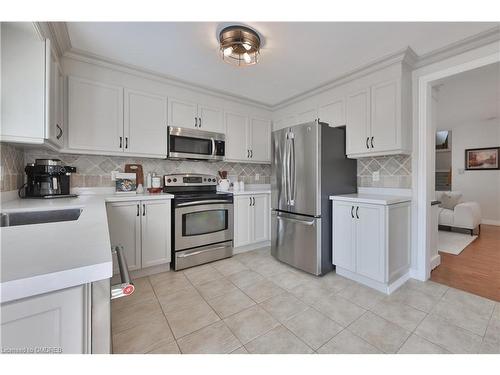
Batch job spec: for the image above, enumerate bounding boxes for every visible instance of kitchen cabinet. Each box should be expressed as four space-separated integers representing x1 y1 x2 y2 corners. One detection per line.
48 55 65 148
1 284 90 354
318 98 346 128
295 108 317 125
225 112 271 163
169 98 224 133
273 115 297 131
124 89 168 156
234 193 270 248
332 197 410 294
346 88 371 155
106 199 171 273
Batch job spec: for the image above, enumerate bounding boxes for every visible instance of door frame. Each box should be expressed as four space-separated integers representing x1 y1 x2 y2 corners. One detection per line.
411 42 500 281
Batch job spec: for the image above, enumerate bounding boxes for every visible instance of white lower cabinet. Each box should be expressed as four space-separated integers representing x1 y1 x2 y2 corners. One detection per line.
1 285 90 354
106 199 171 273
332 198 410 294
234 194 270 248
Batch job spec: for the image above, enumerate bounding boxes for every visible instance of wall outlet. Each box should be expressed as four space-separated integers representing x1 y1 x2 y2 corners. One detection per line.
372 171 380 182
111 171 119 181
255 173 260 181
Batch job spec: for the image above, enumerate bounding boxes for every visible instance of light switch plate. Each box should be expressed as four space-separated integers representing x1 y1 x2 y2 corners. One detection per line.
372 171 380 182
255 173 260 181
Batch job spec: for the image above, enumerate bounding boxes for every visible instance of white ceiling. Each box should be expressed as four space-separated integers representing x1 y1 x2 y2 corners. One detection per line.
436 62 500 129
66 22 498 106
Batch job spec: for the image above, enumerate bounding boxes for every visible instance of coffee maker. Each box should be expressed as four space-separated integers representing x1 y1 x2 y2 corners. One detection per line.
23 159 77 198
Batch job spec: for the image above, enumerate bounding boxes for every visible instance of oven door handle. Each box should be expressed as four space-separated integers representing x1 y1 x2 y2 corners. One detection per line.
177 245 231 258
176 199 231 207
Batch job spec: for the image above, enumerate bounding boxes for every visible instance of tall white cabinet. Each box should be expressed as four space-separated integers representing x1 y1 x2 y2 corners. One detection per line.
331 195 411 294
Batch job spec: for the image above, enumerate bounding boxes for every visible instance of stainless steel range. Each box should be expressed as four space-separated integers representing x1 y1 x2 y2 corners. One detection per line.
163 173 234 270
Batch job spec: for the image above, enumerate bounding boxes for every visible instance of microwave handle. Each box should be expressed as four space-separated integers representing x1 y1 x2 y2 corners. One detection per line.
211 138 216 156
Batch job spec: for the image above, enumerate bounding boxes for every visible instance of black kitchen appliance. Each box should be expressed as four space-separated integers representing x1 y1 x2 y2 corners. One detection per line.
22 159 77 199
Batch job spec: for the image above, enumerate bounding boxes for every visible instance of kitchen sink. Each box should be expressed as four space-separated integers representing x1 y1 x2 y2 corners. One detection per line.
0 208 83 227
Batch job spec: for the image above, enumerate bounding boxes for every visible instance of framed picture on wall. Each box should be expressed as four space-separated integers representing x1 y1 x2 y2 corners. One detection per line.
465 147 500 170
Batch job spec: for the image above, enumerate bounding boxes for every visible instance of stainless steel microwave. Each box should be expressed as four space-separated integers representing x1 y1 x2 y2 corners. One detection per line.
167 127 225 161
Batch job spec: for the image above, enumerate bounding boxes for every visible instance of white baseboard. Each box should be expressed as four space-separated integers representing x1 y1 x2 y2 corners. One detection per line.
482 219 500 226
233 241 270 254
111 263 171 283
430 254 441 270
336 267 410 295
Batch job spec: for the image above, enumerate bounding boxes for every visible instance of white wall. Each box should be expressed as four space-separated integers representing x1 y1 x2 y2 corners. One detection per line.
449 119 500 224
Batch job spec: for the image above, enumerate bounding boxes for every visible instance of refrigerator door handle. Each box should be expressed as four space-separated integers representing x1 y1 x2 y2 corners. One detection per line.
284 131 290 205
289 132 296 206
276 214 315 226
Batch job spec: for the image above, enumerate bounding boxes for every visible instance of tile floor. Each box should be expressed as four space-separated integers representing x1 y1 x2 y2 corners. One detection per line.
112 247 500 354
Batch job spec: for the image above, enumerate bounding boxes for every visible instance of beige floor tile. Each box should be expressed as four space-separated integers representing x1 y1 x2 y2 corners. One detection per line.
317 330 381 354
404 279 449 299
112 299 166 334
150 271 193 297
289 281 334 306
146 340 181 354
397 334 450 354
227 269 265 289
165 300 220 339
415 314 483 353
479 338 500 354
313 294 366 326
207 289 256 318
432 298 490 336
492 303 500 320
195 278 237 300
157 286 202 314
316 272 357 293
484 318 500 344
184 264 224 285
385 284 440 313
370 300 427 332
111 276 155 311
230 346 249 354
239 279 285 303
177 321 241 354
113 319 174 354
245 325 313 354
348 311 411 353
284 308 343 350
233 251 262 266
441 288 495 320
259 292 308 322
267 270 309 291
211 258 249 276
223 305 279 344
337 284 385 310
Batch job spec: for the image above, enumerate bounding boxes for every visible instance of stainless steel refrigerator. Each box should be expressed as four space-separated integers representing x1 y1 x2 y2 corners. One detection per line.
271 121 357 275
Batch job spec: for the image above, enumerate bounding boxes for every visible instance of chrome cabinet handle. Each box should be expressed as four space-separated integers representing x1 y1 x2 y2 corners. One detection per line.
351 206 354 218
119 136 122 149
366 137 369 149
356 206 359 219
371 136 374 148
195 117 198 127
56 124 63 140
136 204 139 216
143 204 146 216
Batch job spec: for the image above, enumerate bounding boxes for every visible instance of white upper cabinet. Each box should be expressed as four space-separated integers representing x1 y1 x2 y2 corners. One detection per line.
48 55 64 148
225 112 271 163
370 80 400 153
249 118 271 162
124 89 168 156
273 115 297 131
295 108 317 125
225 112 249 161
169 98 198 129
169 98 224 133
318 98 345 127
68 77 124 152
346 88 371 155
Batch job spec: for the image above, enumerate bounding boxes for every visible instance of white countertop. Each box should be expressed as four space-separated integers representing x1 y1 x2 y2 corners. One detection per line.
219 184 271 196
329 193 411 205
0 192 173 303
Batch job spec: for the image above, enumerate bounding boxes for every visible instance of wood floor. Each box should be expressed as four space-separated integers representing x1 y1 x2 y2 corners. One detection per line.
431 224 500 302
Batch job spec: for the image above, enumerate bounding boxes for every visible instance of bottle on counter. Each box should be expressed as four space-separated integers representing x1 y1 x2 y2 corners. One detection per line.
146 173 152 189
239 180 245 191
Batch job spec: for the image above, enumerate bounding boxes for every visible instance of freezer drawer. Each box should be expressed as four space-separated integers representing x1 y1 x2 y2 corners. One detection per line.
271 210 322 275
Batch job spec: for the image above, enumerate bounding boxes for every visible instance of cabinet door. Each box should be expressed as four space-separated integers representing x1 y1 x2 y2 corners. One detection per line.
249 118 271 162
168 98 198 129
55 65 65 147
48 55 64 147
234 196 253 247
68 77 123 152
346 88 370 155
332 201 356 271
198 105 224 133
141 200 172 268
124 89 168 156
273 115 296 131
318 99 345 127
355 204 385 282
253 194 270 242
1 285 89 354
225 112 249 161
370 80 399 152
295 108 317 125
106 201 141 273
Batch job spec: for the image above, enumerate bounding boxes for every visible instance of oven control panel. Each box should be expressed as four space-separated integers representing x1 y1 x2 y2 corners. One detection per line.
163 173 217 186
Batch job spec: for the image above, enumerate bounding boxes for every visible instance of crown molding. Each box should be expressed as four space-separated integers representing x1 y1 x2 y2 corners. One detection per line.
63 48 273 111
34 22 71 58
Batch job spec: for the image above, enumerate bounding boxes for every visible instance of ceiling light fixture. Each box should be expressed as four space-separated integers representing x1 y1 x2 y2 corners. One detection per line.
219 25 261 67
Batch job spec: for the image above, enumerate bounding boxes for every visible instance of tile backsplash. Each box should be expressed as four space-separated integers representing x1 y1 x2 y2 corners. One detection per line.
0 143 25 192
23 149 271 188
357 154 411 188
